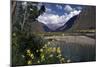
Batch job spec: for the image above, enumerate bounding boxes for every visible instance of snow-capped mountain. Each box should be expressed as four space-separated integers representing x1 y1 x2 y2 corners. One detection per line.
35 3 84 32
37 10 81 32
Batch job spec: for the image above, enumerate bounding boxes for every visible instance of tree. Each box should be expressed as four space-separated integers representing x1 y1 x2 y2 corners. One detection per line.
12 1 68 66
12 1 45 33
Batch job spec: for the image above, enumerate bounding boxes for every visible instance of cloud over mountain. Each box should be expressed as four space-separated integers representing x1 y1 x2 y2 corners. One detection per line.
56 4 62 9
64 5 73 13
37 4 82 31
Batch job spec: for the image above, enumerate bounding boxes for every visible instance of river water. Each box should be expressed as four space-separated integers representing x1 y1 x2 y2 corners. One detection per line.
44 35 96 62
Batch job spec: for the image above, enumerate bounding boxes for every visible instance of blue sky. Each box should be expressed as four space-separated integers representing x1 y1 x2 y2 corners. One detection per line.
37 3 83 30
41 3 83 15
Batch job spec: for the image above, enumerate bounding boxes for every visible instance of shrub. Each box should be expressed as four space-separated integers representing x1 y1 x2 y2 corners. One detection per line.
12 32 68 66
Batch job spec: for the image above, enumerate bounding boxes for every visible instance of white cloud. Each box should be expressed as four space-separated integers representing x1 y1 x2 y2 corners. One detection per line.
45 7 52 12
56 5 62 9
37 13 67 30
45 7 56 14
64 5 73 13
37 4 82 30
37 9 81 30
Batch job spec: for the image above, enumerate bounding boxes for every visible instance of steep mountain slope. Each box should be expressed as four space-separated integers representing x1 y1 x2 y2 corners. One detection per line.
40 15 78 32
66 6 96 32
30 21 45 33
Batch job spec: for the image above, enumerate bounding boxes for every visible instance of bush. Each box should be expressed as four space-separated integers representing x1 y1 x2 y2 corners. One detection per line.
12 32 68 66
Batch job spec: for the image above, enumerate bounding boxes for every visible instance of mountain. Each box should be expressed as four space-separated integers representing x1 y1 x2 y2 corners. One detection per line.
30 21 45 33
43 15 78 32
30 6 96 33
55 15 78 32
66 6 96 32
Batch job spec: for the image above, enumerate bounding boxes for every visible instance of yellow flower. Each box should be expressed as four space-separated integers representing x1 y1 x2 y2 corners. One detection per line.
36 50 39 52
61 58 64 61
52 47 56 52
44 44 47 48
49 54 53 57
57 54 62 58
60 58 65 63
48 42 51 45
47 47 52 52
40 49 43 52
67 59 71 63
26 49 31 54
30 54 34 59
57 47 61 53
13 33 16 36
27 60 32 64
41 54 45 60
37 60 40 63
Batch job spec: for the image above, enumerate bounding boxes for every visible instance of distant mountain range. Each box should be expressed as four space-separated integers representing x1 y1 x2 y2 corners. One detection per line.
43 15 78 32
30 6 95 33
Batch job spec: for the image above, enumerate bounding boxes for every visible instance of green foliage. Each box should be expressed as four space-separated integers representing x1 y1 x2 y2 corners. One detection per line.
12 1 69 66
12 1 45 33
12 32 69 66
